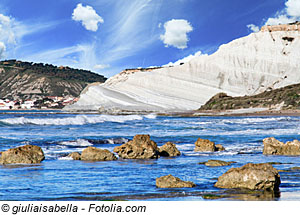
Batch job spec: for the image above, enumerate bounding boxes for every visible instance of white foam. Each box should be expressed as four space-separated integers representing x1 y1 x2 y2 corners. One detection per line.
58 156 73 160
59 139 93 146
0 114 143 125
144 114 157 119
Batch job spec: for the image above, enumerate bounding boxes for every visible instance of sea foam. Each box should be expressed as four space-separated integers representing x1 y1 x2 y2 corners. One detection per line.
0 114 144 125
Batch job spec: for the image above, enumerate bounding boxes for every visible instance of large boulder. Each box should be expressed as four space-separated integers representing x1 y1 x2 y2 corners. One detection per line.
215 163 281 191
263 137 300 155
159 142 181 157
113 134 159 159
81 147 117 161
194 138 225 152
0 145 45 164
156 174 196 188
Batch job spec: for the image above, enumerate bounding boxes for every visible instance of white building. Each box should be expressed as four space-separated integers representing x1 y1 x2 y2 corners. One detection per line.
21 100 35 109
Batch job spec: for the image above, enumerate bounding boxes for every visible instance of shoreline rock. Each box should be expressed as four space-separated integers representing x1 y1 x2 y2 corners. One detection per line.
194 138 225 152
199 160 236 167
156 174 196 188
215 163 281 191
81 147 117 161
68 152 81 160
113 135 159 159
0 145 45 164
263 137 300 155
159 142 181 157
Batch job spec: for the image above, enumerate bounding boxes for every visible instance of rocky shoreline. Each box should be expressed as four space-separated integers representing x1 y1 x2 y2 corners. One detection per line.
1 134 300 200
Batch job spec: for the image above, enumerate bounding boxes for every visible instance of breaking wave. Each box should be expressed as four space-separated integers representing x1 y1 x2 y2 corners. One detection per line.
0 114 144 125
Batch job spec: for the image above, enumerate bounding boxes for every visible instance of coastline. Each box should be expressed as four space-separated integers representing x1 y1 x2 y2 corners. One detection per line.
1 107 300 117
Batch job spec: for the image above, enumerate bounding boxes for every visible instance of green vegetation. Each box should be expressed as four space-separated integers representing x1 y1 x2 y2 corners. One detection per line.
200 84 300 110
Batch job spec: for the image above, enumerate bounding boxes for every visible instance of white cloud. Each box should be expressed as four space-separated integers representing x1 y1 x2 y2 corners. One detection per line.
265 14 296 25
0 42 6 59
247 0 300 31
286 0 300 17
94 64 110 70
72 3 104 32
163 51 205 67
264 0 300 26
247 24 260 33
160 19 193 49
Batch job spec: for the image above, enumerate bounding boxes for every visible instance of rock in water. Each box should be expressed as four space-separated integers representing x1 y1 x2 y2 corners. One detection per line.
0 145 45 164
159 142 181 157
156 174 196 188
215 163 281 191
68 152 81 160
113 135 159 159
81 147 117 161
204 160 235 167
194 138 225 152
263 137 300 155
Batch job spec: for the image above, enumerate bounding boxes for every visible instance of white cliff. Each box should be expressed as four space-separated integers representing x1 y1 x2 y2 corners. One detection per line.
67 23 300 112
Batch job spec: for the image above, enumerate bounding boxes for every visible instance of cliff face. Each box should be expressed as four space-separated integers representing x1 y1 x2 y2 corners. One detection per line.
0 60 107 100
68 23 300 112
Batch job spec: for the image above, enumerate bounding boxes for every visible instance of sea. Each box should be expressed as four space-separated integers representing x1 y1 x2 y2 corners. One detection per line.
1 110 300 201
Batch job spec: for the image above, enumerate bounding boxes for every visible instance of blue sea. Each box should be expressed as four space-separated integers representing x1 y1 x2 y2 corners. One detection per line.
1 110 300 201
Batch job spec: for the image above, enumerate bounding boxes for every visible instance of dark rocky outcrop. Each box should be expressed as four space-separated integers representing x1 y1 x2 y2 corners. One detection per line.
194 138 225 152
81 147 117 161
201 160 236 167
159 142 181 157
68 152 81 160
113 135 159 159
0 60 106 101
263 137 300 155
215 163 281 191
0 145 45 164
156 174 196 188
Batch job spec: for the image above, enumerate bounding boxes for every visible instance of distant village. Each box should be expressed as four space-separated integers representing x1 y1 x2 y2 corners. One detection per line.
0 96 79 110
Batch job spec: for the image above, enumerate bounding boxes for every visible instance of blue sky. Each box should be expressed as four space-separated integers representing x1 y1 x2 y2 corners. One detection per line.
0 0 299 77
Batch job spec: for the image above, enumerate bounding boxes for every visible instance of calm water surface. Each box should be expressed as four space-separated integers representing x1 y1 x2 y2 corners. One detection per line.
0 111 300 200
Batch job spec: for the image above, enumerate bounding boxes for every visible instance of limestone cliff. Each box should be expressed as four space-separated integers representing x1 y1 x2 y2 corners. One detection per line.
68 23 300 112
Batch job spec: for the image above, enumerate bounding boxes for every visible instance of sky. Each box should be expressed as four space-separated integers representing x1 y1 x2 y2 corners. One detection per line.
0 0 299 77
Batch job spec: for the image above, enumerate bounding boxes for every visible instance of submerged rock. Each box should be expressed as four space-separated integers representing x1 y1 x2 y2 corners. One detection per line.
203 160 236 167
263 137 300 155
215 163 280 191
156 174 196 188
159 142 181 157
194 138 225 152
68 152 81 160
81 147 117 161
0 145 45 164
113 135 159 159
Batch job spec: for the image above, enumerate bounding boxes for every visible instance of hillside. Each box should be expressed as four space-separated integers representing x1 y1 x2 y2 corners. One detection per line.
0 60 107 100
199 83 300 111
67 22 300 112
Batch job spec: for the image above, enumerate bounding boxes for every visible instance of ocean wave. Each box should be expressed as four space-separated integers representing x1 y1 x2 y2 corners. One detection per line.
59 139 93 147
0 114 144 126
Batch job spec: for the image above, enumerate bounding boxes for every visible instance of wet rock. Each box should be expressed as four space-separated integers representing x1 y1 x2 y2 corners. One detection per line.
215 163 280 191
156 174 196 188
194 138 225 152
203 160 236 167
0 145 45 164
159 142 181 157
215 144 225 151
263 137 300 155
81 147 117 161
113 134 159 159
68 152 81 160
